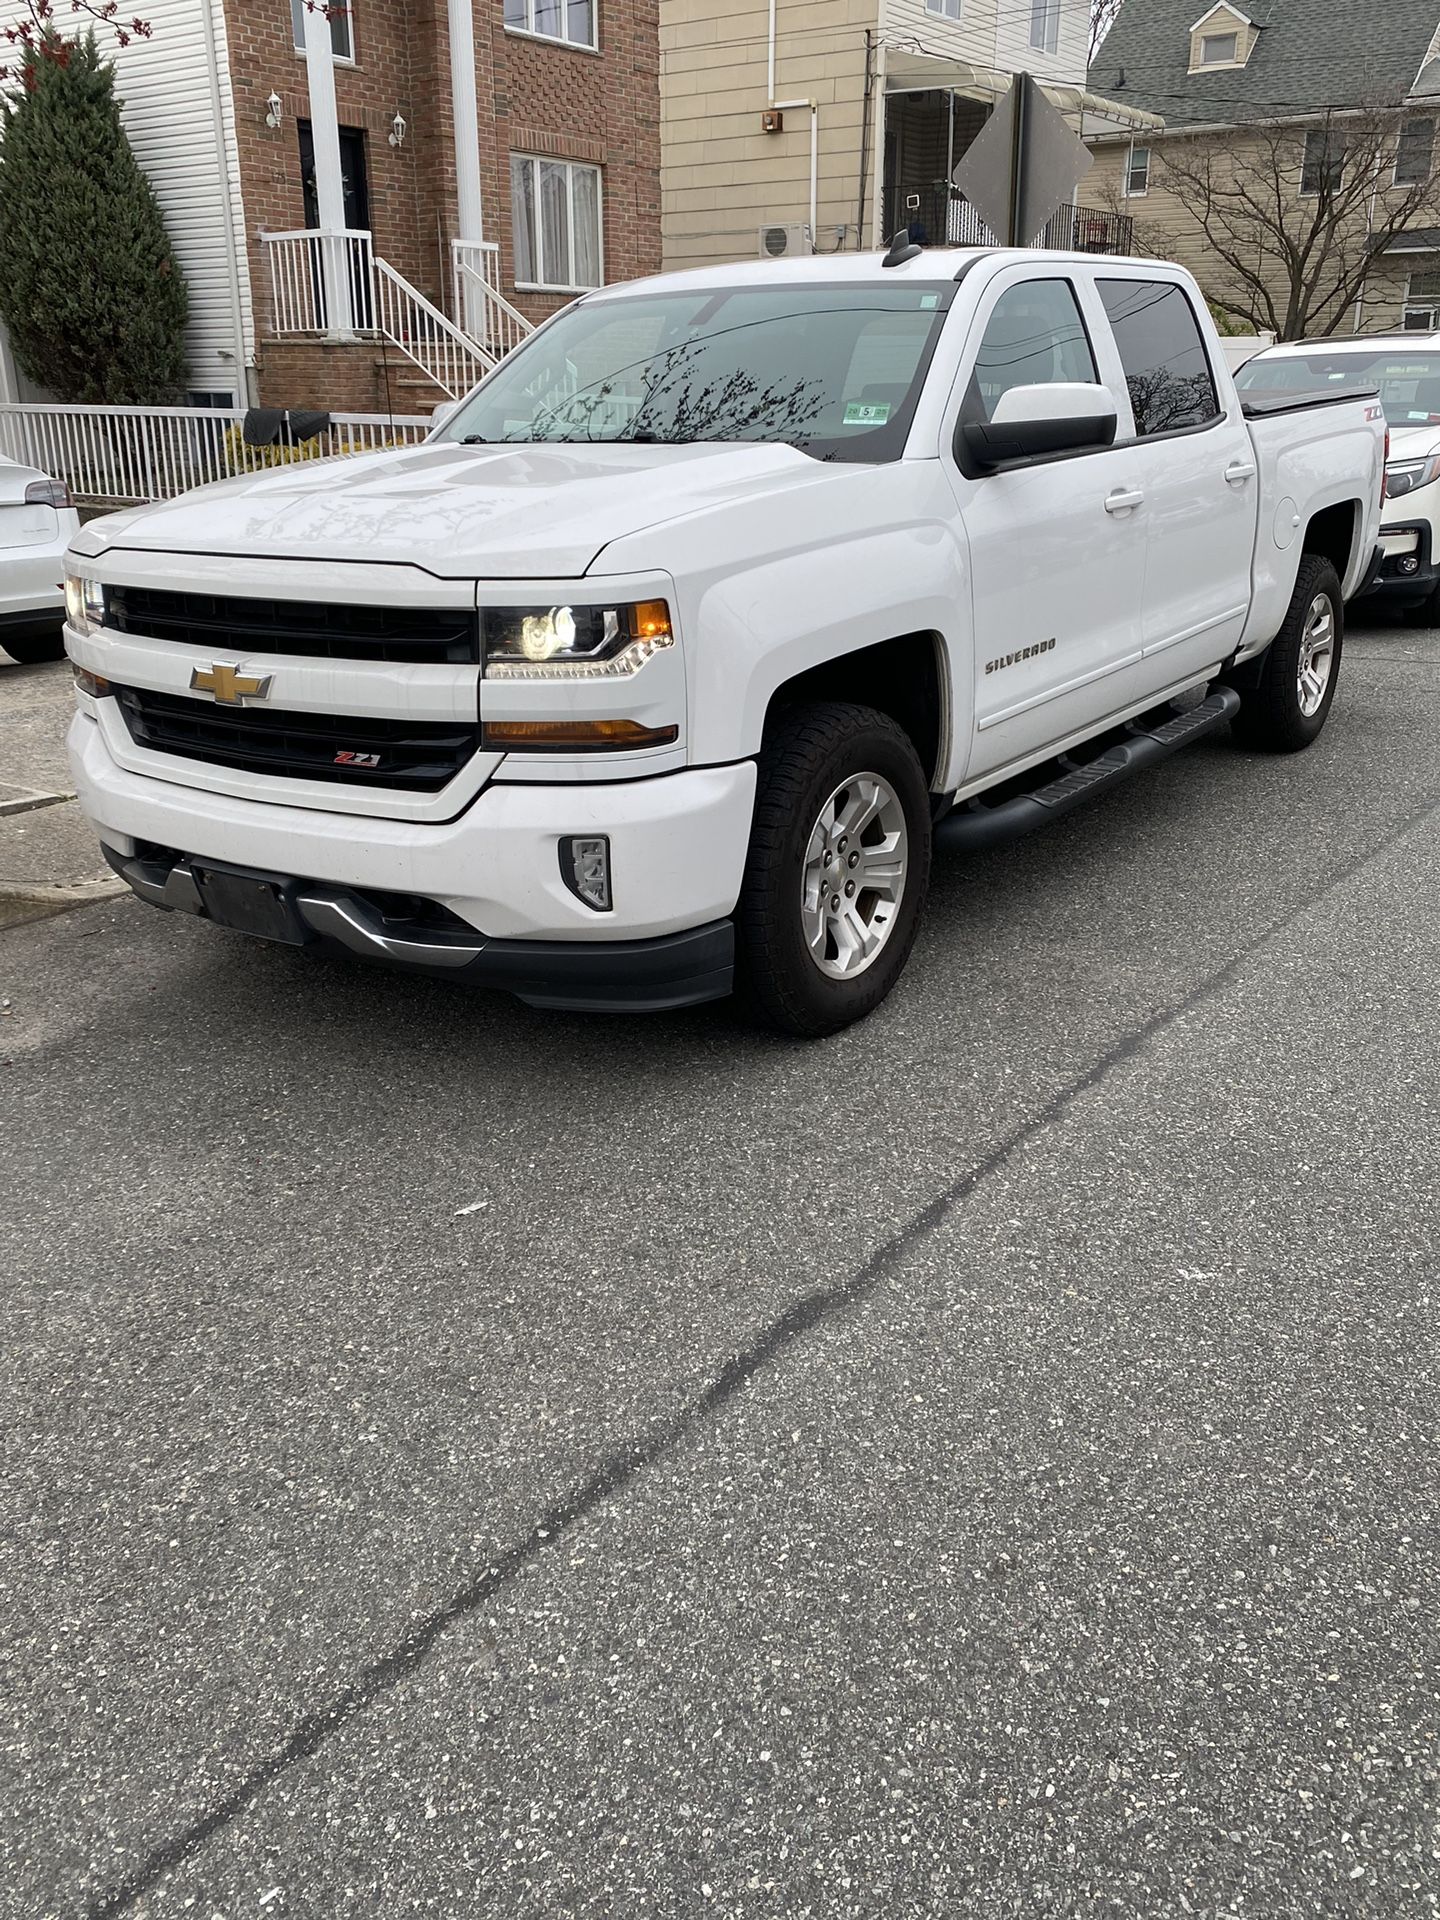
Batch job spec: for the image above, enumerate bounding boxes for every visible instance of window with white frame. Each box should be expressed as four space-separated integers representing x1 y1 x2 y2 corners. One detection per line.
1301 127 1346 196
925 0 962 20
1029 0 1059 54
1125 145 1151 196
1395 117 1436 188
291 0 354 60
503 0 597 50
1198 30 1237 63
1405 268 1440 329
511 155 602 291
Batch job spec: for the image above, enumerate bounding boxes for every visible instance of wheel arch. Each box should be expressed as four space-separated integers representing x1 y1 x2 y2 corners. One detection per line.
761 631 950 789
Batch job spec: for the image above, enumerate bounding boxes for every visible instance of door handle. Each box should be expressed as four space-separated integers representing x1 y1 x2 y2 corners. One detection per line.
1104 487 1145 513
1225 459 1258 485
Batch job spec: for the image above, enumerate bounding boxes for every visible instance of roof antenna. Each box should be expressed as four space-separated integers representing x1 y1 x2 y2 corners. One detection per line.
881 226 924 268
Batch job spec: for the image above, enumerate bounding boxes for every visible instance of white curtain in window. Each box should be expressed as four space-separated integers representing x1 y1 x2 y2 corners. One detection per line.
572 167 601 287
539 162 570 286
511 158 537 285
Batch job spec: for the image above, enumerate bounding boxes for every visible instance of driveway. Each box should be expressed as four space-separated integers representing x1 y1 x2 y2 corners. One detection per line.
2 620 1438 1918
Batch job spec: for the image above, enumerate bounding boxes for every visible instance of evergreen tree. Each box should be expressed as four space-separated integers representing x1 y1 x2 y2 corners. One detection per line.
0 34 188 401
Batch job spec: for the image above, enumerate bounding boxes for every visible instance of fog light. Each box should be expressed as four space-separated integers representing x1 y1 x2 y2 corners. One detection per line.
72 665 113 697
1399 555 1420 574
560 834 611 912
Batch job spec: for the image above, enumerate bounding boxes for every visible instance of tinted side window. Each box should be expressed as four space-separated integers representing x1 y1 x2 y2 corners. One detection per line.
971 279 1098 421
1098 279 1221 436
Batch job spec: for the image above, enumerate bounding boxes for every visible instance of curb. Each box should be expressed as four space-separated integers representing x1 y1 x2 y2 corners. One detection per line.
0 876 128 930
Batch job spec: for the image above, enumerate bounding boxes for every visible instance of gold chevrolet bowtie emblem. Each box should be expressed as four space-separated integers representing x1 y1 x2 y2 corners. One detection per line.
189 663 273 706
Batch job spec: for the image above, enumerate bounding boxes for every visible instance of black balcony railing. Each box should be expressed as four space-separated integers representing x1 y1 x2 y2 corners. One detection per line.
885 190 1134 257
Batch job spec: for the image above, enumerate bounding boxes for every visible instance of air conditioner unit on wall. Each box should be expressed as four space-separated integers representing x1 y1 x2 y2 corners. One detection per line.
758 223 813 260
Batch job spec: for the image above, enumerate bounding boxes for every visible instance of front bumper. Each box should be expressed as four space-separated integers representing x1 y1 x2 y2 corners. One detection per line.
69 709 757 945
100 842 734 1010
1356 521 1437 601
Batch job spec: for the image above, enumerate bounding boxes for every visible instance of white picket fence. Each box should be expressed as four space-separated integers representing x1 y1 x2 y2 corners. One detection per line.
0 402 433 508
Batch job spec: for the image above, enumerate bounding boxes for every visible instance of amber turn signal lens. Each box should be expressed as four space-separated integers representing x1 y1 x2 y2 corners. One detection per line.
72 666 113 697
633 600 672 641
485 718 679 751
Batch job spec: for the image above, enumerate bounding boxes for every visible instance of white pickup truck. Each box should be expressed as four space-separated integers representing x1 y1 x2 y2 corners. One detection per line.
65 245 1384 1034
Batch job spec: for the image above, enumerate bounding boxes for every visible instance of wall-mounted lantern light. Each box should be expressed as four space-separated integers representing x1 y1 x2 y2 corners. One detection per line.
265 90 283 129
388 111 407 149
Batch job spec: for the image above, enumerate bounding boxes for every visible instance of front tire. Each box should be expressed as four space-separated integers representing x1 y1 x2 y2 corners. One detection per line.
1231 554 1343 753
2 622 66 666
737 701 931 1037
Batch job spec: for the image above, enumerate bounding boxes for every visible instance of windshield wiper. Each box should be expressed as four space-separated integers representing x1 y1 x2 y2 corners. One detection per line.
460 434 488 444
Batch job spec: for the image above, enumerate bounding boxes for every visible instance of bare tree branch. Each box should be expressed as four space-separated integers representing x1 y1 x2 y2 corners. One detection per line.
1113 105 1440 338
1089 0 1126 68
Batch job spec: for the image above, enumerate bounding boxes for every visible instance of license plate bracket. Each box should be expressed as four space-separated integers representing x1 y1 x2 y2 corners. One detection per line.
192 865 310 946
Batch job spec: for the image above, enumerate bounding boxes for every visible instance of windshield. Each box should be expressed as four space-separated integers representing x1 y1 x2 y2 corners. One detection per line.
437 283 955 461
1235 347 1440 427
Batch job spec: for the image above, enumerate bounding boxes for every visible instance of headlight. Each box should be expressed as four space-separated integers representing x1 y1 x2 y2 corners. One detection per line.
64 574 105 635
1383 454 1440 497
482 600 673 679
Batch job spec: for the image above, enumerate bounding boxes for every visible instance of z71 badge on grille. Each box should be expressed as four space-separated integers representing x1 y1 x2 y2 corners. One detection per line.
334 750 382 768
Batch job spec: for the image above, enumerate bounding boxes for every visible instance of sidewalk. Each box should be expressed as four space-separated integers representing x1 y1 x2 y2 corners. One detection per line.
0 652 121 927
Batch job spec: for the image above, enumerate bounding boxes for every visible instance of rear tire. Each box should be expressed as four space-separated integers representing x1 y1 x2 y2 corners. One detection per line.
1231 554 1342 753
2 623 66 666
737 701 931 1037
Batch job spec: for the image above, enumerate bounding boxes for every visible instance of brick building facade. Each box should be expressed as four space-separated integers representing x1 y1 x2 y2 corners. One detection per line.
223 0 659 410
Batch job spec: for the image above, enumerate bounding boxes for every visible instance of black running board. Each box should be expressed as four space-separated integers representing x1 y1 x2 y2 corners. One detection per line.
935 686 1241 856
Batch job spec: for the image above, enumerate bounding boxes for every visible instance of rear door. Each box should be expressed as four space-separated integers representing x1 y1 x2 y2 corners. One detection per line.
1093 274 1257 683
941 265 1148 781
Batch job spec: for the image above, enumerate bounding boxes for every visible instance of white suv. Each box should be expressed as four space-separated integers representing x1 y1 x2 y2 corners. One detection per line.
1236 334 1440 622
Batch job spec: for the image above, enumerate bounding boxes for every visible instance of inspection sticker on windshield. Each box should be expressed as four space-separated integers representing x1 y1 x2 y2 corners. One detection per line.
842 401 891 427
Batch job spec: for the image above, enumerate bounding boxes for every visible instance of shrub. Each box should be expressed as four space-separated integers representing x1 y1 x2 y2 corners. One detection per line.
0 33 189 402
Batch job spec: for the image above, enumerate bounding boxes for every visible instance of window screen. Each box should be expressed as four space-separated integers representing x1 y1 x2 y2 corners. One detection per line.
970 279 1097 421
1395 118 1435 188
1302 128 1346 195
1099 279 1220 436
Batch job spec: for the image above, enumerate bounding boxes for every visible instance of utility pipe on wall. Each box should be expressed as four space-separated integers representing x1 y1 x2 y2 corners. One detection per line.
774 97 819 243
768 0 817 246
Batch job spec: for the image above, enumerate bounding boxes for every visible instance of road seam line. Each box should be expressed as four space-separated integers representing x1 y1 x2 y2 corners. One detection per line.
85 790 1440 1918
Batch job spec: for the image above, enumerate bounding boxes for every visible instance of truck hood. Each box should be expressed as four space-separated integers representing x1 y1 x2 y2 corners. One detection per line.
79 441 852 579
1386 422 1440 460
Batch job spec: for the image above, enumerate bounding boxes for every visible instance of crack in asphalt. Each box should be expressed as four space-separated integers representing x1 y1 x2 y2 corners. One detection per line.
85 794 1440 1918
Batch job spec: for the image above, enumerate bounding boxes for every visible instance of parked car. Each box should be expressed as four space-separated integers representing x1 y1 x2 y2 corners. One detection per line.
63 247 1384 1033
0 455 79 664
1235 333 1440 622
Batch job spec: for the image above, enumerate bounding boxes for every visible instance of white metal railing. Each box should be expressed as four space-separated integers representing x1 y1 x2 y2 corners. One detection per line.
261 228 507 398
450 239 536 360
371 254 494 396
455 257 535 364
264 228 375 338
0 403 432 507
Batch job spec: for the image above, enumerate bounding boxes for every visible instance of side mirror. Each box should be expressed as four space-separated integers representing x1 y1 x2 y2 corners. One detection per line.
959 382 1118 474
429 399 462 436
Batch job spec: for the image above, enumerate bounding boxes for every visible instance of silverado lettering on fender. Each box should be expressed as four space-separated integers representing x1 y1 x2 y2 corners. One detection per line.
64 247 1385 1035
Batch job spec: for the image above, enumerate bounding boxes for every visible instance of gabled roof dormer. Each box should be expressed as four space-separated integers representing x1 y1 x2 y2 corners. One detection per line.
1188 3 1258 74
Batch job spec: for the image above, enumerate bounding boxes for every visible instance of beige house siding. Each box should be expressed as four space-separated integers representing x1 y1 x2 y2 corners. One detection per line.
1083 137 1417 336
661 0 875 270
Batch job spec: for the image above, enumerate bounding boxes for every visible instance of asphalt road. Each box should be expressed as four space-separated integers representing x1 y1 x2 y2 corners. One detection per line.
2 619 1438 1919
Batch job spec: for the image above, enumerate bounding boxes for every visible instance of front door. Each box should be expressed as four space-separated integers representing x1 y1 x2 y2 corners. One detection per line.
299 122 370 232
299 123 372 329
943 267 1149 784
